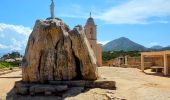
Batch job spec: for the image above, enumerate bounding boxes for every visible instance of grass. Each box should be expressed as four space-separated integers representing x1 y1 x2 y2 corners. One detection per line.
0 61 20 69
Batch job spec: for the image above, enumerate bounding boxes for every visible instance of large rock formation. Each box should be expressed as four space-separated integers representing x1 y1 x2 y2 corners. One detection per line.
22 19 98 83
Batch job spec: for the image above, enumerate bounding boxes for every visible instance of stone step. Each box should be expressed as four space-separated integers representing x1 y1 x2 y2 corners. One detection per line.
14 79 115 96
49 79 116 89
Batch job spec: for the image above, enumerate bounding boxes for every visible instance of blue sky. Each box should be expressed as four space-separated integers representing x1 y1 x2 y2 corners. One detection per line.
0 0 170 55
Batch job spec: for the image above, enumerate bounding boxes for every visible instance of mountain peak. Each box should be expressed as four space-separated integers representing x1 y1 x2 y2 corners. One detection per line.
118 37 129 40
103 37 146 51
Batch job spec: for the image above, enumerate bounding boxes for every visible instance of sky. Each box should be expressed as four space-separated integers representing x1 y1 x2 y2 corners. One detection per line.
0 0 170 55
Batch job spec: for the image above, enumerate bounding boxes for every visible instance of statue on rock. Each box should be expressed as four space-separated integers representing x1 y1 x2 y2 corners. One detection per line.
22 17 98 83
7 1 115 98
21 0 98 83
7 0 115 100
50 0 55 19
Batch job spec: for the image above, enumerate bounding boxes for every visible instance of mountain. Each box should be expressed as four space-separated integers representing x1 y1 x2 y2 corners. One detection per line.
103 37 146 51
161 46 170 51
150 45 163 50
149 45 170 51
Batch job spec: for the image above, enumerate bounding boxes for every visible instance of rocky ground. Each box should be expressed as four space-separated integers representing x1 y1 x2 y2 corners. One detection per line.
1 67 170 100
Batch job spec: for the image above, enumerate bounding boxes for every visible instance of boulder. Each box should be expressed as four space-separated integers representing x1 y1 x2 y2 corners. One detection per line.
22 19 98 83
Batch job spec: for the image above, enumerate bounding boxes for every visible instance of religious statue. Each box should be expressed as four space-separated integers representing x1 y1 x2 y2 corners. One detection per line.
50 0 55 18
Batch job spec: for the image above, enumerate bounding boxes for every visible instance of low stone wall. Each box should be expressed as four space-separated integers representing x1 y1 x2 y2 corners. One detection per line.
103 59 118 67
13 80 116 96
104 56 165 69
127 57 140 65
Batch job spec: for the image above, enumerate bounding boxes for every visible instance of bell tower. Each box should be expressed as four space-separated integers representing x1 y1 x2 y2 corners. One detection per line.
84 13 97 49
84 13 102 67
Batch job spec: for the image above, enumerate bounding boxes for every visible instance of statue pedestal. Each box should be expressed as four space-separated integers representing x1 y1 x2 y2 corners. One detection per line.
11 80 116 97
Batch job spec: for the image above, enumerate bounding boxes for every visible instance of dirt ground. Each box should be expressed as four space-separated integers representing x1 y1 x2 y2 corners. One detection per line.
99 67 170 100
1 67 170 100
0 70 21 99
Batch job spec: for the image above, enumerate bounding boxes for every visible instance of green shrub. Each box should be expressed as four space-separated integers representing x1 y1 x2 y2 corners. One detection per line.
0 61 20 69
102 50 140 62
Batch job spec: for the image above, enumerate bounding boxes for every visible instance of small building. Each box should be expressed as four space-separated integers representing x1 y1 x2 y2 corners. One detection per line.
84 13 102 67
15 57 23 61
141 50 170 75
5 59 15 62
103 55 163 68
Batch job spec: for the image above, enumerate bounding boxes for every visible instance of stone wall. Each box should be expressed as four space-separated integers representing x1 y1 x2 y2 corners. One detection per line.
96 44 102 67
127 57 141 66
168 55 170 74
127 57 163 68
103 58 124 67
103 59 116 67
103 56 165 69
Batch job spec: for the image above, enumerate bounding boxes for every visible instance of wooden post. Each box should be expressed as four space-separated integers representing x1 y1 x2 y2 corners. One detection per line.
141 54 144 72
163 53 168 76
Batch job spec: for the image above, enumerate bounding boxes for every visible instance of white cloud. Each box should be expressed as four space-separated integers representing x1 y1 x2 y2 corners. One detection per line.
97 0 170 24
0 27 3 32
59 0 170 24
0 23 31 37
98 41 109 45
0 44 8 49
0 23 32 52
9 38 23 51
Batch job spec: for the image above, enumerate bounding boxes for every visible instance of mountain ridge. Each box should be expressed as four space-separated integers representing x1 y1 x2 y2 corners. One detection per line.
103 37 170 52
103 37 146 51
